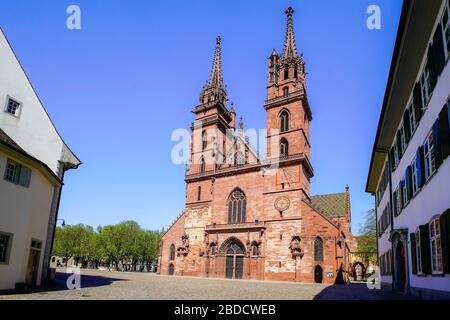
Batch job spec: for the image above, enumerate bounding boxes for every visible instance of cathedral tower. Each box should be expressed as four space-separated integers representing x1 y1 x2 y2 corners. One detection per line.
264 7 313 196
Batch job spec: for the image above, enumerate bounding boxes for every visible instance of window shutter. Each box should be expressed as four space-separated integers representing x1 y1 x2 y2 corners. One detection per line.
410 233 417 275
396 131 403 159
419 224 432 274
432 23 446 78
440 209 450 274
403 109 411 143
406 166 412 201
413 83 423 121
390 148 396 171
438 105 450 160
18 166 32 188
393 189 398 217
432 120 443 169
399 183 403 210
416 147 425 188
427 45 437 91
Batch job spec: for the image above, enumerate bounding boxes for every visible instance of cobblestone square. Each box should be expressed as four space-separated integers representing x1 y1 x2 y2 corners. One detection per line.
0 269 416 300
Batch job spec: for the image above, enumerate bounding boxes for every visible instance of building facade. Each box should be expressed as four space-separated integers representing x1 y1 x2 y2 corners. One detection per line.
0 28 80 290
159 8 356 284
366 0 450 299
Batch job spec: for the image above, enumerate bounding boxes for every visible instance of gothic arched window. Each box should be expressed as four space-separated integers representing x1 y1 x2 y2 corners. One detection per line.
202 131 208 150
280 138 289 157
294 64 298 79
314 237 323 262
280 110 289 132
284 65 289 80
170 244 175 261
227 189 246 224
200 157 206 173
251 243 259 256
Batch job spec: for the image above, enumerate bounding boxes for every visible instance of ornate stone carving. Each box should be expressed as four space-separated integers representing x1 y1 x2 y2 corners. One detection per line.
289 235 303 258
177 233 190 257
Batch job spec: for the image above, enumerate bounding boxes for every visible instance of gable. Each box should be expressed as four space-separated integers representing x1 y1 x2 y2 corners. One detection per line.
0 28 80 175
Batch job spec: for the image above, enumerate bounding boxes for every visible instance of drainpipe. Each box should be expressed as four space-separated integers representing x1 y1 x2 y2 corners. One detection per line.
41 162 71 284
386 150 395 290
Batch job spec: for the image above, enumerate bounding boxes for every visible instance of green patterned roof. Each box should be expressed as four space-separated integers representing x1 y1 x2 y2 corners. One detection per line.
310 192 348 218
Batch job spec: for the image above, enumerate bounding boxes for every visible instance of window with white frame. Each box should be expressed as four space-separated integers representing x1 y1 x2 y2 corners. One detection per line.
0 233 13 264
400 125 407 153
416 229 422 274
430 218 443 274
441 0 450 58
402 178 408 206
420 66 431 109
3 160 32 187
392 142 399 168
408 102 417 136
396 187 402 214
411 157 419 195
4 161 19 183
423 130 436 181
4 97 21 117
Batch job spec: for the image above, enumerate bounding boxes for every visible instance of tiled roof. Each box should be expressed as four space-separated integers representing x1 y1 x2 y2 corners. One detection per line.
310 192 347 218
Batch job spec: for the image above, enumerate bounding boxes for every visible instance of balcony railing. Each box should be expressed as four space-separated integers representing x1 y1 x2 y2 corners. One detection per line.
205 221 265 231
185 153 310 179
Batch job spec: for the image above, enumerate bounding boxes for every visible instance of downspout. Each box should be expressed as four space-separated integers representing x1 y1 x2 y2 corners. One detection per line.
387 150 395 290
41 162 72 284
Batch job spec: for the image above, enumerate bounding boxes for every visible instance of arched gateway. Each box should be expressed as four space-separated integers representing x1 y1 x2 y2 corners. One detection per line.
220 237 246 279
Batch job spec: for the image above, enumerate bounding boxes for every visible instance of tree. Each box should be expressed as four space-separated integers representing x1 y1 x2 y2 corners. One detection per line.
356 209 377 264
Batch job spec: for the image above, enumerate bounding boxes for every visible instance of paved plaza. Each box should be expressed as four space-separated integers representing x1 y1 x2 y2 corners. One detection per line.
0 269 416 300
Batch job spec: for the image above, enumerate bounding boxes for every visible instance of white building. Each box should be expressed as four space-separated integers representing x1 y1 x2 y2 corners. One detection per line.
366 0 450 299
0 28 81 291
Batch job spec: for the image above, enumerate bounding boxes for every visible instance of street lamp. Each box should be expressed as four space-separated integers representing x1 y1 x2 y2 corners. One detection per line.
57 219 66 227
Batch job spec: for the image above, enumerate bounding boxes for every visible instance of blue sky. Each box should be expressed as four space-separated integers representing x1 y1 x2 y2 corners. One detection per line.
0 0 402 233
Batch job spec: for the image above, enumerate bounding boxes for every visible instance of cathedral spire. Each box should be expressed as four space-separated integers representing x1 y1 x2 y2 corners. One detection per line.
209 36 223 89
283 7 298 59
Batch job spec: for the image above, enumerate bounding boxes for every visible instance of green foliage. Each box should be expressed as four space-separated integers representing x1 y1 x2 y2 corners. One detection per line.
52 221 161 270
356 209 377 264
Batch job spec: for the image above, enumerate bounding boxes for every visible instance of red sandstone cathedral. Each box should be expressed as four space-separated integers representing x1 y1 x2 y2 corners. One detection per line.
159 7 356 283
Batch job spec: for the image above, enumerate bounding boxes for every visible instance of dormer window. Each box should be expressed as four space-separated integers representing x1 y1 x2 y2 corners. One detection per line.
4 97 22 117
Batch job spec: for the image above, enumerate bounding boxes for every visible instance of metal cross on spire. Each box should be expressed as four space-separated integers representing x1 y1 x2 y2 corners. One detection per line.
209 36 223 89
283 7 298 59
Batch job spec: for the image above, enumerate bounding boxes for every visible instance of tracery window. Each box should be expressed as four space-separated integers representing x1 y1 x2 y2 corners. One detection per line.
314 237 323 262
227 189 246 224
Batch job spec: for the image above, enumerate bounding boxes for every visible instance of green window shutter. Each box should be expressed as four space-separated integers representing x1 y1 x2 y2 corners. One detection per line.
403 109 411 143
438 104 450 160
427 44 437 91
417 146 425 188
406 166 412 201
432 23 446 78
390 148 396 171
18 166 32 188
396 131 403 159
432 120 443 169
413 83 423 121
440 209 450 274
419 224 432 274
410 233 417 275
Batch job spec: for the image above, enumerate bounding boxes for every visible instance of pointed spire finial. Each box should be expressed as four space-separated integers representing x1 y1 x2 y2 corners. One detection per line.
238 117 244 130
283 7 298 59
209 36 223 89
